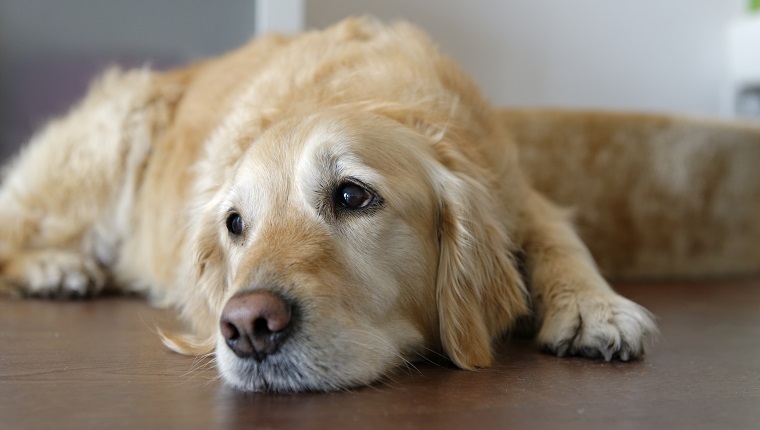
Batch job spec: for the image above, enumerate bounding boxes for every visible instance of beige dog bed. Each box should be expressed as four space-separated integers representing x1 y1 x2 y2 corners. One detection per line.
503 110 760 280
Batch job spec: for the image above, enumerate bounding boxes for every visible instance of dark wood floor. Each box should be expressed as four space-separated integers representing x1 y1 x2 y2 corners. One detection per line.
1 280 758 430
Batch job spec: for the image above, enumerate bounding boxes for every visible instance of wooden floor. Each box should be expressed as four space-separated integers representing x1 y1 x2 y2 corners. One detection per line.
1 280 758 430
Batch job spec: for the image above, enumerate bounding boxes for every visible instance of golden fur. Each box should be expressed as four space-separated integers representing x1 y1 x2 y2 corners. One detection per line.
504 109 760 279
0 18 656 392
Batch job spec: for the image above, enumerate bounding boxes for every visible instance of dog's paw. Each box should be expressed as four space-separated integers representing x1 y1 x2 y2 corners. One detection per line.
537 293 657 361
2 250 107 299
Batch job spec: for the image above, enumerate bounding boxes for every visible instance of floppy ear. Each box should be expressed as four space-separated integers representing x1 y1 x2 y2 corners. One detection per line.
159 194 229 356
159 216 225 356
435 167 530 369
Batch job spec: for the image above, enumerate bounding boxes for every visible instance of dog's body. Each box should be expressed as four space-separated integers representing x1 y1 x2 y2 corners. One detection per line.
0 18 655 392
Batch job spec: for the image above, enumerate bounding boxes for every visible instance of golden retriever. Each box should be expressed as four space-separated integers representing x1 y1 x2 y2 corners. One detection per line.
0 17 655 392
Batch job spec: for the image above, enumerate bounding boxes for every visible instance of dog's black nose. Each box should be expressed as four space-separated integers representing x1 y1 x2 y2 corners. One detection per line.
220 290 292 361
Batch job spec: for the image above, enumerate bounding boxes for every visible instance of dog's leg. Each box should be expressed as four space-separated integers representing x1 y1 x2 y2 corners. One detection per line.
518 192 656 361
0 68 163 298
0 250 109 298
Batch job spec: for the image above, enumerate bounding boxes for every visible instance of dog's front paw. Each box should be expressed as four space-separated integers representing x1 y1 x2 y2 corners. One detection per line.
1 250 107 299
537 293 657 361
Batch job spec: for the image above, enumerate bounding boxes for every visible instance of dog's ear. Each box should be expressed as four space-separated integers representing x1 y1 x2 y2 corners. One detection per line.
159 197 228 356
434 164 530 369
158 207 225 356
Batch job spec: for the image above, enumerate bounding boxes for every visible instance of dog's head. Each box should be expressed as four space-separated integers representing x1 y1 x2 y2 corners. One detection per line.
163 108 529 392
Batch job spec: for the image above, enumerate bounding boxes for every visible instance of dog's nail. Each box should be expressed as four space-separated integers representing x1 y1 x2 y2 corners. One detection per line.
555 343 569 357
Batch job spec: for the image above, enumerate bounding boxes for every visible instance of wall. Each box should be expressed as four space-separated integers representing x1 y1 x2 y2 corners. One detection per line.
0 0 258 159
307 0 744 117
0 0 256 61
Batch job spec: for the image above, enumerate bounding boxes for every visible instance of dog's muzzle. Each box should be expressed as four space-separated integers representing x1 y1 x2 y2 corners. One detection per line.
219 290 293 361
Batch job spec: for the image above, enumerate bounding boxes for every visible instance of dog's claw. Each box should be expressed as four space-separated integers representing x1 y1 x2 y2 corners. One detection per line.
6 251 106 300
538 294 657 363
555 343 569 357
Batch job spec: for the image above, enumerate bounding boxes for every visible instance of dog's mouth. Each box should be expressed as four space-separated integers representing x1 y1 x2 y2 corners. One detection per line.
215 326 399 393
215 336 345 392
214 300 423 392
214 290 330 392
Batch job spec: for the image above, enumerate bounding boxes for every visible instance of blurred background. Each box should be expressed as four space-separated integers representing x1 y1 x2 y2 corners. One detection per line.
1 0 758 160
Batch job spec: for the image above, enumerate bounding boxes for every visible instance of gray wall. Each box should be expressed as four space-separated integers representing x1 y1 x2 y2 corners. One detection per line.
0 0 257 160
0 0 256 60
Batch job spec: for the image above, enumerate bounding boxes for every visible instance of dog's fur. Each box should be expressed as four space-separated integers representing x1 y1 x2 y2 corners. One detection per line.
505 109 760 279
0 18 655 392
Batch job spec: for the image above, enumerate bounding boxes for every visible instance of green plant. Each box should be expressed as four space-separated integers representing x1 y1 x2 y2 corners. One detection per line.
751 0 760 12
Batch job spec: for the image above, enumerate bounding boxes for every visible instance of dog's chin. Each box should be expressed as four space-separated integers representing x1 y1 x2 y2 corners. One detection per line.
215 326 421 393
215 342 344 393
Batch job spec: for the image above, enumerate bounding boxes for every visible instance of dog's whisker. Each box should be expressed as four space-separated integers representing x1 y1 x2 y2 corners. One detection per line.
410 346 451 369
344 329 423 380
184 358 217 377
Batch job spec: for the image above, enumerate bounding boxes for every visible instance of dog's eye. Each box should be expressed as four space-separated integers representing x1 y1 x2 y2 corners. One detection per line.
226 213 244 235
335 182 374 210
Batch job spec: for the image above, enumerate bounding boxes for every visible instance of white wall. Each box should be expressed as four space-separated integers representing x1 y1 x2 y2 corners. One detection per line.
307 0 744 117
255 0 304 35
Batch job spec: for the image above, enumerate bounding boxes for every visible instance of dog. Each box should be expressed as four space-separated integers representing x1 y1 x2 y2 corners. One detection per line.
0 17 655 392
